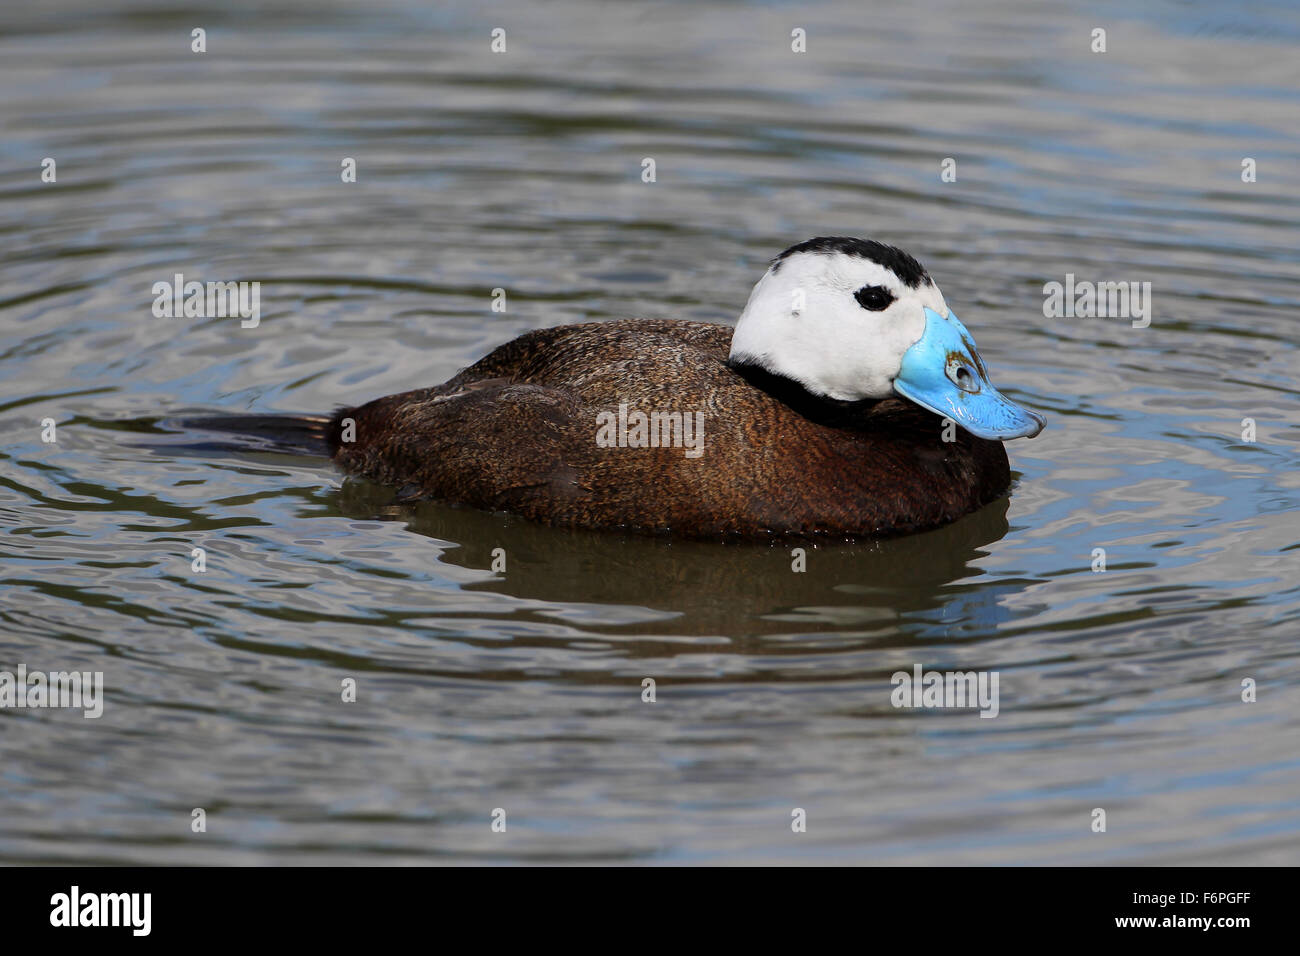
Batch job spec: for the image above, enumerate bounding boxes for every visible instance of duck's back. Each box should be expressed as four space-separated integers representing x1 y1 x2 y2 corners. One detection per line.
328 320 1010 537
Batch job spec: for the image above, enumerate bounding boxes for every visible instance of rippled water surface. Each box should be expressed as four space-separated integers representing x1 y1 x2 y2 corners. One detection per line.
2 0 1298 864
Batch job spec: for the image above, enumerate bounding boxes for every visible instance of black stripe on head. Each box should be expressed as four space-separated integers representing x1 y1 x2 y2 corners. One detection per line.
770 236 932 288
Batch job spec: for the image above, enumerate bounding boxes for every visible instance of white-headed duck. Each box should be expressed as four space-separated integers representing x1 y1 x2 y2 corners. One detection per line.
191 237 1045 537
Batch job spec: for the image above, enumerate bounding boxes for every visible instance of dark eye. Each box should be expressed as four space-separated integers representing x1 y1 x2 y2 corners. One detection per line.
854 285 894 311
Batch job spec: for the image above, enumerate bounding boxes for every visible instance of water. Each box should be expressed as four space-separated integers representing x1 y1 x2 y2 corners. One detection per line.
1 0 1298 864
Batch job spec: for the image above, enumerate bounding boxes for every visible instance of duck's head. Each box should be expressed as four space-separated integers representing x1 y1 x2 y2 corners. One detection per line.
729 236 1045 440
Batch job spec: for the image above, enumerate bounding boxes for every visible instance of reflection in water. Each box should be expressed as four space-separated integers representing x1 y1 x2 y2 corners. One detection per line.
340 477 1015 640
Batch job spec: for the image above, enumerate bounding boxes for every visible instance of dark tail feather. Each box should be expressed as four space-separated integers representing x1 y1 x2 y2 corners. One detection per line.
166 414 333 457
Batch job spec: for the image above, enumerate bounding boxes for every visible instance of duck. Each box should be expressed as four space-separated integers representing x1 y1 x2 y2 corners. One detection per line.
187 237 1045 537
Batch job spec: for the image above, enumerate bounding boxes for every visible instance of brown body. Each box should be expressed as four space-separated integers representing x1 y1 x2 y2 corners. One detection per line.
323 320 1012 538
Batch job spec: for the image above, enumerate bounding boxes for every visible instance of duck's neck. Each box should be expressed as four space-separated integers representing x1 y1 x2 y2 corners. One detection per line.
726 359 884 429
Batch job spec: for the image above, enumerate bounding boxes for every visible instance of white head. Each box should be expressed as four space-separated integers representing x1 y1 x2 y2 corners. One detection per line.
728 237 1045 439
729 237 947 402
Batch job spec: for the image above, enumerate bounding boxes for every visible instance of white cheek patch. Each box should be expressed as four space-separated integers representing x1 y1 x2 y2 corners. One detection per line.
729 250 938 402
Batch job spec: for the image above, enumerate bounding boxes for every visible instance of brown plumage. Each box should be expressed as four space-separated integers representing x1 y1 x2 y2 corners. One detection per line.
324 319 1012 538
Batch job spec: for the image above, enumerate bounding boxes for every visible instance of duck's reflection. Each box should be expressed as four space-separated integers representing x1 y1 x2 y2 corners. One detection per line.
336 479 1017 642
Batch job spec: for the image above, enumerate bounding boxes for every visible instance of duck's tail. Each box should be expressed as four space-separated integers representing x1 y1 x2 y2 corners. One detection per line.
165 413 333 457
